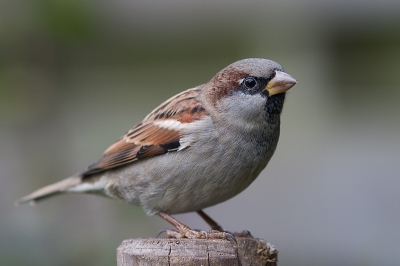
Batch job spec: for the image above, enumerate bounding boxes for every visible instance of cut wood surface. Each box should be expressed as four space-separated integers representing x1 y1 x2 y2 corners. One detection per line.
117 237 278 266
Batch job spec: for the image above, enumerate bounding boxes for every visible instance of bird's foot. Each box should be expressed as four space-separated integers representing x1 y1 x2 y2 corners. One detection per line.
196 210 254 238
157 211 237 241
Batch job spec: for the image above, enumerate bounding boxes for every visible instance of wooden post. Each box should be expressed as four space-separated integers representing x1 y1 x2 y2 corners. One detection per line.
117 237 278 266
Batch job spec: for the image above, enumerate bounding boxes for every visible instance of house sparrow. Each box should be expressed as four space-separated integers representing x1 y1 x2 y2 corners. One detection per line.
16 58 297 239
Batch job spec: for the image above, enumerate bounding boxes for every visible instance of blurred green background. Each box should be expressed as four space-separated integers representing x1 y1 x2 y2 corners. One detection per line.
1 1 400 265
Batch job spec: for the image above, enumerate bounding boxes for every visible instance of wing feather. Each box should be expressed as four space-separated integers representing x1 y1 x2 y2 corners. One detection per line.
81 86 208 178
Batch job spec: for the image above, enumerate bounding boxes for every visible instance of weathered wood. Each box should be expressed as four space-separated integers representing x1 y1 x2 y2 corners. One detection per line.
117 237 278 266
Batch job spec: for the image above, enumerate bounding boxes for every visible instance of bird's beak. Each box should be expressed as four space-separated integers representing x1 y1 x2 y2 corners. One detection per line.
264 71 297 96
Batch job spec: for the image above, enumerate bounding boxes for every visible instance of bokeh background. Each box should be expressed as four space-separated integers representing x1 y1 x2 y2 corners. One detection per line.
1 1 400 265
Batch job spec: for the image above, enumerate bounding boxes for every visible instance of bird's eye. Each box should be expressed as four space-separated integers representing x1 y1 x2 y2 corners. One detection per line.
244 77 257 89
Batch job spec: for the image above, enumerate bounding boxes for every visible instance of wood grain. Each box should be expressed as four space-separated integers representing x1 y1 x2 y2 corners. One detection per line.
117 237 278 266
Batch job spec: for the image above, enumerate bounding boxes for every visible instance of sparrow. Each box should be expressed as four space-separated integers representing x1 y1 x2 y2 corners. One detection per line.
16 58 297 239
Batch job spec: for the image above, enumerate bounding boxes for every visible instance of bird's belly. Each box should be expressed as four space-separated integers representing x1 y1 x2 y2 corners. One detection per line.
109 135 275 215
138 155 266 215
155 155 264 214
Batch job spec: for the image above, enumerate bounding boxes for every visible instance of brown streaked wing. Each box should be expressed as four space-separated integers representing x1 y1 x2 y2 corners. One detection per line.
143 87 203 121
81 86 208 178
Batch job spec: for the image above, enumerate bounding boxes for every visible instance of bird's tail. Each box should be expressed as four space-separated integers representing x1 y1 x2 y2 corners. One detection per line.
15 176 82 206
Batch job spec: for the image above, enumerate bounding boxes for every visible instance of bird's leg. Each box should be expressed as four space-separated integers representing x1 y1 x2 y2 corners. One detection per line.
197 210 254 238
196 210 224 231
157 211 227 239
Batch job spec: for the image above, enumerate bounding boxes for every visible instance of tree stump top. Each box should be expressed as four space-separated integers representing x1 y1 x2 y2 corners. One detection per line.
117 237 278 266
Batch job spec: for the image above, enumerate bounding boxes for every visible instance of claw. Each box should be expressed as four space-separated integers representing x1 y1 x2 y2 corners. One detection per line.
156 228 169 238
203 230 208 239
166 230 184 238
224 232 237 244
157 228 188 238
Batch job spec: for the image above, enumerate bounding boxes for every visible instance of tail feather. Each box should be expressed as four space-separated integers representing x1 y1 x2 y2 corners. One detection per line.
15 176 81 206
